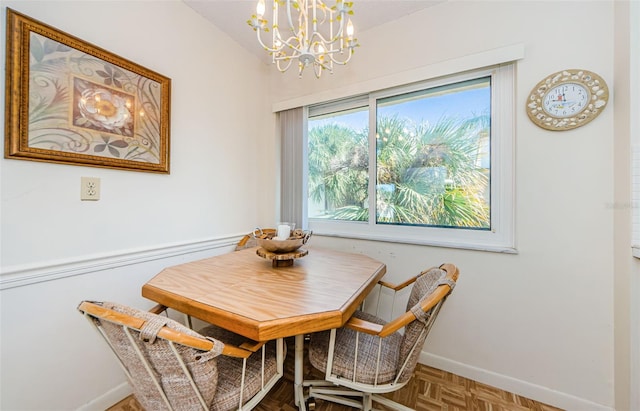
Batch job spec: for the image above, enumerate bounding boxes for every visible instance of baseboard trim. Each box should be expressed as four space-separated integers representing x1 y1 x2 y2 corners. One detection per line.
0 234 242 290
76 382 131 411
419 352 613 411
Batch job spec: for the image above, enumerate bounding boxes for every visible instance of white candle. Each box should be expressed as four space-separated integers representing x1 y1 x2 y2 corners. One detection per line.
276 224 290 240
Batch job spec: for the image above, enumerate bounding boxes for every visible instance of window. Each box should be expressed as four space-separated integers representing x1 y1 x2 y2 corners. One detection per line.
303 65 515 252
634 145 640 256
375 77 491 229
632 1 640 258
308 101 369 221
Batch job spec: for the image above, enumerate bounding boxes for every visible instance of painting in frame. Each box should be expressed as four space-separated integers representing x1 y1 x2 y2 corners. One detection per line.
4 8 171 173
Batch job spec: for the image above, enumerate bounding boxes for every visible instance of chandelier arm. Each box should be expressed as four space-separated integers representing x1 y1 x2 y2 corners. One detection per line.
304 2 310 50
312 0 318 34
317 58 333 71
301 3 311 51
327 49 354 65
316 2 329 24
336 10 346 42
329 6 335 46
277 34 306 55
272 0 278 55
312 16 347 45
273 37 306 61
274 53 298 62
285 0 298 37
255 29 284 53
276 58 295 73
308 32 343 51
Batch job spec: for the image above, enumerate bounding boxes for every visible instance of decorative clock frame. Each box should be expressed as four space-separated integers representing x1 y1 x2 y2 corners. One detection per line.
526 69 608 131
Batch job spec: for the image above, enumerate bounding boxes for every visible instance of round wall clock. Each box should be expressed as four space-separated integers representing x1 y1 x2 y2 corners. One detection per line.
526 69 609 131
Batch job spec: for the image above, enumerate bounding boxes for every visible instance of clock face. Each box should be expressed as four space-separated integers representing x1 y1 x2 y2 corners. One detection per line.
542 83 589 118
526 69 609 131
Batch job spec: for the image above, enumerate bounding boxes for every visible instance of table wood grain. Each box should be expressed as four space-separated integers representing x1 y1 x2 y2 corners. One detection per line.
142 246 387 341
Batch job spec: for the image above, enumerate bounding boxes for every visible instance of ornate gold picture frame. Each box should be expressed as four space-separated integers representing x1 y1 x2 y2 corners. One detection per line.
4 8 171 173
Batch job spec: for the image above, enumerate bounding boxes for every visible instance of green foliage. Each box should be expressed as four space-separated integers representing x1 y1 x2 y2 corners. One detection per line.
308 113 490 228
308 123 368 220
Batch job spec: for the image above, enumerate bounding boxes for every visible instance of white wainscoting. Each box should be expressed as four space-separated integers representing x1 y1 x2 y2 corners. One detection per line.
0 234 244 410
0 234 243 290
77 382 132 411
0 235 615 411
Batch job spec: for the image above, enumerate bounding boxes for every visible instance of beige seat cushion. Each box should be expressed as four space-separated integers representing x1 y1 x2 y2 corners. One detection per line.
200 325 280 411
309 310 402 384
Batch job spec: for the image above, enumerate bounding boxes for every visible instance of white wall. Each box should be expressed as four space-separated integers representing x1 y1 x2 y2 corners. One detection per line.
1 0 277 270
0 1 632 410
623 1 640 409
269 1 619 410
613 2 634 410
0 1 276 409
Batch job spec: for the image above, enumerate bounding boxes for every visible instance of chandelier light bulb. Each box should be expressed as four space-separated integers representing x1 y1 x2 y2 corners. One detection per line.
346 19 354 38
248 0 359 78
256 0 265 18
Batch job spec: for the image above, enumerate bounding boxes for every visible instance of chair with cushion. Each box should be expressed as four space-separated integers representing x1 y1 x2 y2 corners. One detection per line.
305 263 459 411
78 301 284 411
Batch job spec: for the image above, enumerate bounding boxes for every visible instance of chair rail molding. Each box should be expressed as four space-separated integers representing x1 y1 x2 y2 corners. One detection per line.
0 234 242 290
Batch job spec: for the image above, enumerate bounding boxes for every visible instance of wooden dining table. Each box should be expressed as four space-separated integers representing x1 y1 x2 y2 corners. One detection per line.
142 245 387 410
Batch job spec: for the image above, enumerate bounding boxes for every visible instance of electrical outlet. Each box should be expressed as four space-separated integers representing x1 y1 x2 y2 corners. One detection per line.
81 177 101 201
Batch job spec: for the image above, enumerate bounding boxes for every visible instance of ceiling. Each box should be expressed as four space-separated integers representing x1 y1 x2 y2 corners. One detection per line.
182 0 443 64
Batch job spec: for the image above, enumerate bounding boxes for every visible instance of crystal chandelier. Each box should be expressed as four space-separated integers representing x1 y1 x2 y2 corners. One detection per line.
248 0 358 78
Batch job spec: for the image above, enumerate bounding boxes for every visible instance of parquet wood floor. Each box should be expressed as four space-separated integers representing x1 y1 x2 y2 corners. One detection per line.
107 338 564 411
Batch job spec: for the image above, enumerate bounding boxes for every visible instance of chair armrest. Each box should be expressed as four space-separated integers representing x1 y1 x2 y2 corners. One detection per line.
378 275 419 292
343 316 384 335
378 264 459 338
379 264 457 291
148 304 168 315
79 301 257 360
236 234 252 248
239 340 267 352
221 343 258 359
79 301 215 350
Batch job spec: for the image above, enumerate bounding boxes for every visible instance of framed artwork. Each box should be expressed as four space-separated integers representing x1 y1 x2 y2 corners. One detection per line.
4 8 171 173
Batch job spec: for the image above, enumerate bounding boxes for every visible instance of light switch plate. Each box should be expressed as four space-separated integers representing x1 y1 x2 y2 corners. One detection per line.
81 177 100 201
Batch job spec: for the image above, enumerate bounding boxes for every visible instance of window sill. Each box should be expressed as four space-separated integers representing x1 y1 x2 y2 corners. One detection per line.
312 230 518 254
633 246 640 259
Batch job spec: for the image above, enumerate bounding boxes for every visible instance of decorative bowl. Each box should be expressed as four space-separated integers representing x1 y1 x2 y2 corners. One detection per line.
254 230 312 254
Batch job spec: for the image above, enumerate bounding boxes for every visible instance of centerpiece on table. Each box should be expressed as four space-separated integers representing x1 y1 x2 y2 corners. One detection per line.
254 224 312 267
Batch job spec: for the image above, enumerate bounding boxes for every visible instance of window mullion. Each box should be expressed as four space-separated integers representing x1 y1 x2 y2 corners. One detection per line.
368 95 377 226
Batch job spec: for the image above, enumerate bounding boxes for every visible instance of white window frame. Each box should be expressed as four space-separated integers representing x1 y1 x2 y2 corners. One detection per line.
632 0 640 258
306 64 516 253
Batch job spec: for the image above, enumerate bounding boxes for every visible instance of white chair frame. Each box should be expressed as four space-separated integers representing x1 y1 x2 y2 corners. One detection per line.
304 264 458 411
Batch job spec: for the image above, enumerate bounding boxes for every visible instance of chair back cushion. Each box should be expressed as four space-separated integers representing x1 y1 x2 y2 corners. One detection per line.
95 302 220 411
397 268 447 383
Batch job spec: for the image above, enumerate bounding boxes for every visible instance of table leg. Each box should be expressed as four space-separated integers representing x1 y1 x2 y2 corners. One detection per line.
294 334 307 411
